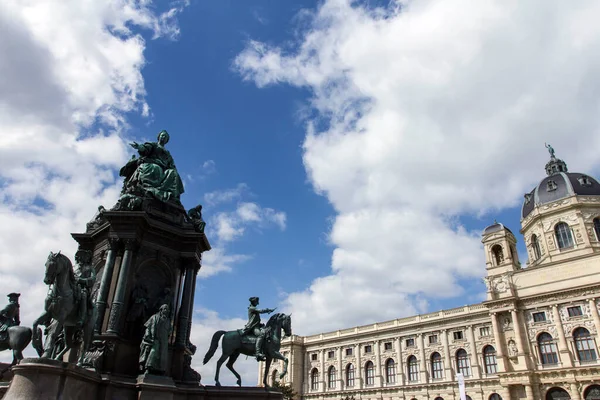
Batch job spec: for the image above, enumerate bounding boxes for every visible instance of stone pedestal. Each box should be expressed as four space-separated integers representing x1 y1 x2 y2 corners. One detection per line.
2 359 284 400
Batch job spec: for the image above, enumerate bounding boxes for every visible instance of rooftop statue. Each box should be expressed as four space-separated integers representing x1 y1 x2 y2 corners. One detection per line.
115 130 184 210
0 293 32 378
545 142 555 158
203 297 291 387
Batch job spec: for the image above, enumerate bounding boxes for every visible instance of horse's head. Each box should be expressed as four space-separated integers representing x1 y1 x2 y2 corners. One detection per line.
282 313 292 338
267 313 292 338
44 251 72 285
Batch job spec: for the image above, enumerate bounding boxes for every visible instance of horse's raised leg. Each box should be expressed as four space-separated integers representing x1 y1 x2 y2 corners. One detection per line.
214 352 229 387
263 357 272 387
54 325 71 361
225 351 242 387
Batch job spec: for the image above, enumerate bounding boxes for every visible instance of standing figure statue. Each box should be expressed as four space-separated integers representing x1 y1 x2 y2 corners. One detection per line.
545 142 555 158
74 250 96 328
243 297 275 361
0 293 32 378
117 130 184 208
139 304 171 375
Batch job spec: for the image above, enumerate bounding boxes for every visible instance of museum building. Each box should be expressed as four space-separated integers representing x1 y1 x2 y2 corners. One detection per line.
261 152 600 400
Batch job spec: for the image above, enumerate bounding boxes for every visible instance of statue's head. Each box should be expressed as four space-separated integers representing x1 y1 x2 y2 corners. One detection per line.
75 249 92 265
157 130 170 145
7 293 20 303
159 304 170 318
249 296 259 306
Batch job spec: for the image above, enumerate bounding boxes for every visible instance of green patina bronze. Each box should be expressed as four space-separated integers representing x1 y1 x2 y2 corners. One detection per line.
116 130 184 209
139 304 171 375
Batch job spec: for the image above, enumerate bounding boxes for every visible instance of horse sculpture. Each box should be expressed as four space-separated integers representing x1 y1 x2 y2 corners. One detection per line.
203 312 292 387
0 326 32 378
31 252 96 365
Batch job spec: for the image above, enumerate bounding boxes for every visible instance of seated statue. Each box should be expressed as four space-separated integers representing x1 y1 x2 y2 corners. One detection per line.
187 204 206 233
117 130 184 208
242 297 275 361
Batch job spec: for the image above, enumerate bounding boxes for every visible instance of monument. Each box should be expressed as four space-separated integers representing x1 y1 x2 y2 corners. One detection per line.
1 130 283 400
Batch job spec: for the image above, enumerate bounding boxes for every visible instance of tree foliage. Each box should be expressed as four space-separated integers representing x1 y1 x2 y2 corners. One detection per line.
272 380 298 400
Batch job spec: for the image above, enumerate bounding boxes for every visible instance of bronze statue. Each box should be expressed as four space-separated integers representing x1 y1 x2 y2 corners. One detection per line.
74 249 96 328
0 293 32 378
117 130 184 208
545 142 555 158
187 204 206 233
203 310 292 387
32 251 97 366
139 304 171 375
243 297 275 361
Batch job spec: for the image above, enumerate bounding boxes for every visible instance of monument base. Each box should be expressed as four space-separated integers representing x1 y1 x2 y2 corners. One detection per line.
2 359 283 400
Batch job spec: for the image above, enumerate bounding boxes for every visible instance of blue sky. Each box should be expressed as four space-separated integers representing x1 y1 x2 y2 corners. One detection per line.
2 0 600 385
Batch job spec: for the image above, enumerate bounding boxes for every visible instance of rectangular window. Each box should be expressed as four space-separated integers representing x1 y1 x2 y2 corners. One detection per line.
311 353 317 361
364 345 372 354
384 342 393 351
567 306 583 317
345 348 353 356
405 338 415 347
533 311 546 322
429 335 438 344
453 331 464 340
479 327 491 337
328 351 335 359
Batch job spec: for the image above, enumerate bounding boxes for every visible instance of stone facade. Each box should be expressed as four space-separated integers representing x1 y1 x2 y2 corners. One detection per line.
262 156 600 400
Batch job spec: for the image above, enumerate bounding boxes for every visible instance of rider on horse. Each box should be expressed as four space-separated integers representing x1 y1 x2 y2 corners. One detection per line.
74 249 95 328
243 297 275 361
0 293 20 342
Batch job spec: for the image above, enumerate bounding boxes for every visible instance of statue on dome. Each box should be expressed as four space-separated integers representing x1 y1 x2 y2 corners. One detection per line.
114 130 184 210
545 143 555 158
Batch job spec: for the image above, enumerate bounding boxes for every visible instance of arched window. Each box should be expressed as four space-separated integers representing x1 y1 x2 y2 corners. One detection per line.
385 358 396 384
407 355 419 382
546 387 571 400
491 244 504 265
346 364 354 387
327 366 336 389
456 349 470 376
584 384 600 400
538 332 559 365
345 363 355 387
310 368 319 390
431 352 443 379
483 345 498 374
574 327 597 362
365 361 374 386
594 218 600 242
434 397 444 400
489 394 502 400
555 222 574 249
271 369 278 385
531 234 542 260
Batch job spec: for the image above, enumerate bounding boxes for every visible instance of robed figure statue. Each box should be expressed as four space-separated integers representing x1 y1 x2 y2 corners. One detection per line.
139 304 171 375
119 130 184 206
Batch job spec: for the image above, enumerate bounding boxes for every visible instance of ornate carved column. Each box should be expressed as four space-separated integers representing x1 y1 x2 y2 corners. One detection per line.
107 239 136 335
441 329 453 380
511 309 531 368
570 382 582 400
395 336 404 385
175 262 197 346
588 299 600 335
551 305 573 367
320 349 325 392
375 340 382 386
418 333 427 383
95 238 119 332
355 343 362 389
490 313 507 372
337 346 343 389
466 325 480 378
525 384 534 400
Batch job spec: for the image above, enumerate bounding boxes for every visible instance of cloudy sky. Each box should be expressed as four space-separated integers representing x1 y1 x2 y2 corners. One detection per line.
2 0 600 386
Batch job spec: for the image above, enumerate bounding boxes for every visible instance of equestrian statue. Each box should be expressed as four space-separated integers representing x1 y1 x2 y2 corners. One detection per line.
0 293 32 378
203 297 292 387
32 250 97 365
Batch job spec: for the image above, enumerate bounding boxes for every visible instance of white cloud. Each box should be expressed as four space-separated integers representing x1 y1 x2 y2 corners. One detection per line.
204 183 250 206
213 202 287 242
234 0 600 333
200 247 252 278
0 0 187 342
